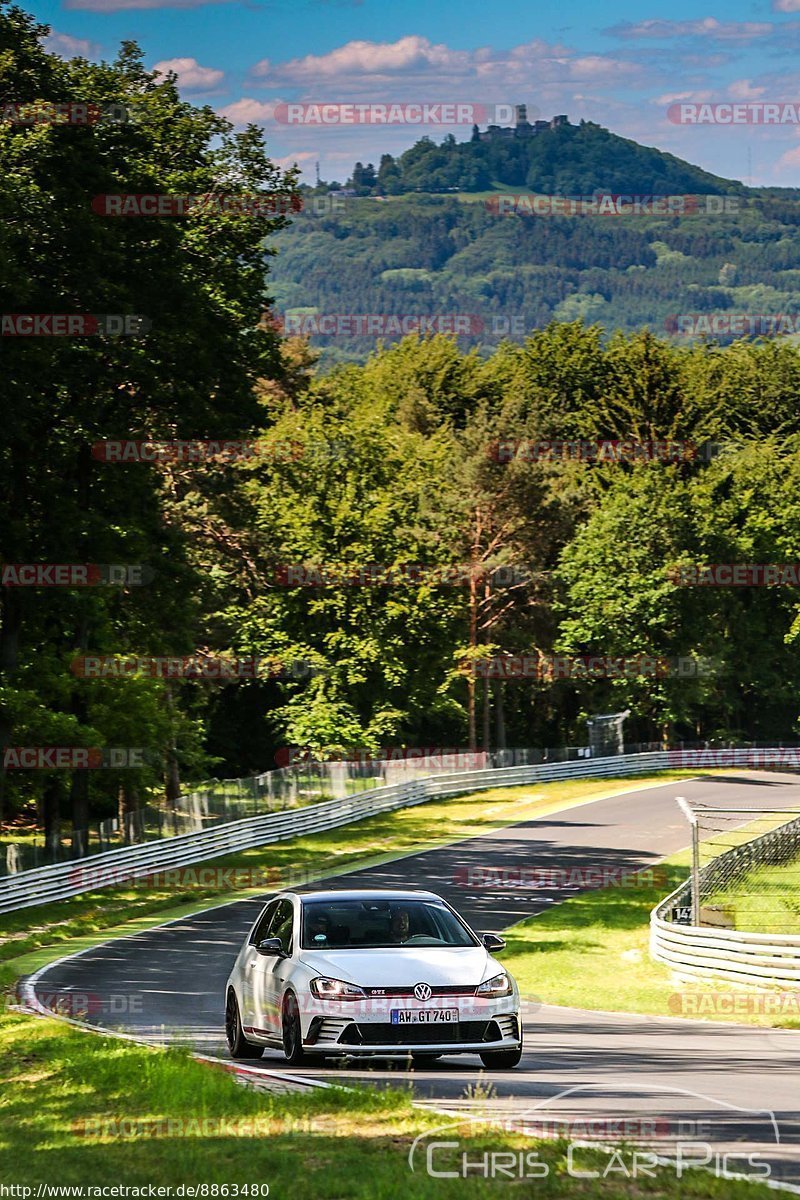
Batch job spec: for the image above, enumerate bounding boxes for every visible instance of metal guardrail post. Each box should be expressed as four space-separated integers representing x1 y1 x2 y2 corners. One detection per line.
677 796 701 926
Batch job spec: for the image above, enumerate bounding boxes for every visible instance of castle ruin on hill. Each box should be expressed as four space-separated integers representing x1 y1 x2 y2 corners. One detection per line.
478 106 569 141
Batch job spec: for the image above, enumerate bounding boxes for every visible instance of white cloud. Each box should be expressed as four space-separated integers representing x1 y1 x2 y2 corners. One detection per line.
607 18 773 42
44 31 99 58
775 143 800 169
566 55 641 81
251 36 472 84
654 90 713 105
728 79 767 100
152 57 225 91
218 98 276 124
270 150 319 170
66 0 235 11
654 80 768 106
249 35 647 97
773 0 800 11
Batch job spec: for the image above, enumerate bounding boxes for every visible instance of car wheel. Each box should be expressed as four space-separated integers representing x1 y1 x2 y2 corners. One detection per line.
225 990 263 1059
282 992 306 1066
479 1046 523 1070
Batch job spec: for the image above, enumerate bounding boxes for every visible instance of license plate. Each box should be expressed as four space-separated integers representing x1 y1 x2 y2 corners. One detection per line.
390 1008 458 1024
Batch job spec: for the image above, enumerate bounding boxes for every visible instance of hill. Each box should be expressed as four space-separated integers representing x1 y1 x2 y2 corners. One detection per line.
336 118 747 198
268 121 800 366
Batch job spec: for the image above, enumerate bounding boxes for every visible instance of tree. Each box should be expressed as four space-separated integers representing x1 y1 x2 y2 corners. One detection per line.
0 3 299 836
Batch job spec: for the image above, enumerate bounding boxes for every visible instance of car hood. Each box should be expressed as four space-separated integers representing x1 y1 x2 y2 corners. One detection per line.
295 945 497 987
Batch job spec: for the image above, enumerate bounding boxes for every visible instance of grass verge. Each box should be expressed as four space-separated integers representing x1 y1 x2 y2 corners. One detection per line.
503 849 800 1028
707 850 800 934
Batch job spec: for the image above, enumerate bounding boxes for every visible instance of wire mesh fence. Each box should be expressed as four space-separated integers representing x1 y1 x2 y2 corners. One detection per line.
678 801 800 933
6 737 800 879
0 752 493 876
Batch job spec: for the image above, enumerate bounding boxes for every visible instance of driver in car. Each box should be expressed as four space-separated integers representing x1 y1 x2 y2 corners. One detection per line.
389 908 411 944
308 912 330 944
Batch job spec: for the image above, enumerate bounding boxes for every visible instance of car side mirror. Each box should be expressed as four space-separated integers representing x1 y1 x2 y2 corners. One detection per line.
256 937 285 957
482 933 506 952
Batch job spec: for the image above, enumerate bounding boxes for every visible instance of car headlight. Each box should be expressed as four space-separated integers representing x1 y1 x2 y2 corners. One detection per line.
476 971 513 998
309 976 366 1000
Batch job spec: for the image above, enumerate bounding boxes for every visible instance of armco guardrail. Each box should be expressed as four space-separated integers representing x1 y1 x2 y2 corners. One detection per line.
2 745 797 916
651 803 800 988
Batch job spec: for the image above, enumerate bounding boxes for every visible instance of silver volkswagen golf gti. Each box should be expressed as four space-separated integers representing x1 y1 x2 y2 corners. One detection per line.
225 889 522 1068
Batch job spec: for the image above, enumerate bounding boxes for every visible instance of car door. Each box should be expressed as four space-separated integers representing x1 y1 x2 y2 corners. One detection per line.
241 899 280 1031
252 898 297 1038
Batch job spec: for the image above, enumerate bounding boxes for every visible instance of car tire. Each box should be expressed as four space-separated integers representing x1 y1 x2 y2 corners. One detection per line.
282 992 306 1066
479 1045 523 1070
225 990 263 1059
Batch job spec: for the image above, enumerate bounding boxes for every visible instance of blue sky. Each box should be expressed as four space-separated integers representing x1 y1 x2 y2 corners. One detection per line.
31 0 800 186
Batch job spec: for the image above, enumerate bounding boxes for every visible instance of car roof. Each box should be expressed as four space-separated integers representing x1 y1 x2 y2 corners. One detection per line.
282 889 443 902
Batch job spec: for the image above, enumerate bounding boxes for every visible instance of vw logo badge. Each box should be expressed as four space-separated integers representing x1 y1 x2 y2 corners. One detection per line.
414 982 432 1002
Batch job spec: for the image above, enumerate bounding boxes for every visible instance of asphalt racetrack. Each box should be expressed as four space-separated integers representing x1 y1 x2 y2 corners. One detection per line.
30 772 800 1189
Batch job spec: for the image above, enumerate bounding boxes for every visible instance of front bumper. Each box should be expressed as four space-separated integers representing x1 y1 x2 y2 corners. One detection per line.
302 1009 521 1054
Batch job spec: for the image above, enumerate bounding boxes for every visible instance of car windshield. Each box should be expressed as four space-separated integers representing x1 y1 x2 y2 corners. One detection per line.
300 898 478 949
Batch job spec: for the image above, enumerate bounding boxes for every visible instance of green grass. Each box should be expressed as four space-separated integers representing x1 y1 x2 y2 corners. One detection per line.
0 978 776 1197
502 848 800 1028
705 850 800 935
1 772 697 964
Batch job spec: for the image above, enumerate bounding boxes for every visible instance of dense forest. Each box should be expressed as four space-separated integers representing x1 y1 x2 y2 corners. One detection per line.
271 191 800 365
5 4 800 845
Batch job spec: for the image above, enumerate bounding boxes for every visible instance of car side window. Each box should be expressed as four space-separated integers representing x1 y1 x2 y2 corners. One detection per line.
249 899 279 945
271 899 295 955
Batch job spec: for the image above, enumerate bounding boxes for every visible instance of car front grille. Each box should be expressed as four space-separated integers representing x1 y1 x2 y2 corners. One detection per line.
338 1020 502 1046
362 985 478 998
